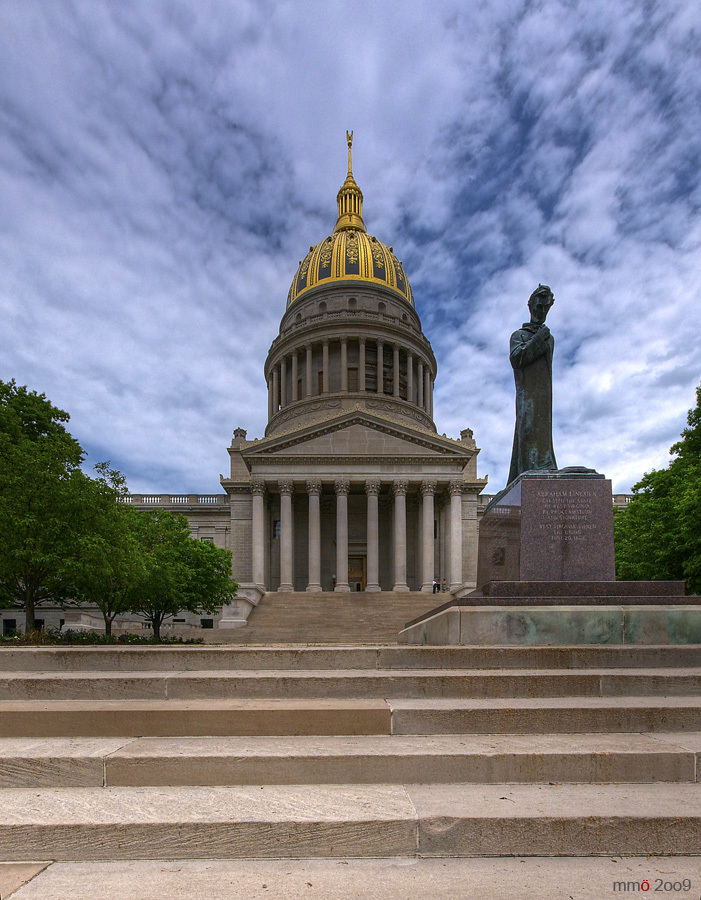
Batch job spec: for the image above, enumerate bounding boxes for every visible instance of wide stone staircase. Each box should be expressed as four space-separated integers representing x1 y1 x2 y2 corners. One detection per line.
1 643 701 865
212 590 443 643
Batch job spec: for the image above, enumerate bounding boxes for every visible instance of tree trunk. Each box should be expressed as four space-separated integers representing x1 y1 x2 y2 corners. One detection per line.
24 584 35 633
152 615 161 642
103 613 112 637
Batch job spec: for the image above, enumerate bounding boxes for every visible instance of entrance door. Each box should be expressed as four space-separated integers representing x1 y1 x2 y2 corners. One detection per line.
348 556 366 592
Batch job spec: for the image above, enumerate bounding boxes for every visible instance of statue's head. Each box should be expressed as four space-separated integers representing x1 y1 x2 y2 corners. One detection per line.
528 284 554 325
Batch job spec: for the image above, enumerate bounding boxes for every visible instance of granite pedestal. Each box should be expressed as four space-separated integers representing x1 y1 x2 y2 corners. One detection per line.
477 472 615 585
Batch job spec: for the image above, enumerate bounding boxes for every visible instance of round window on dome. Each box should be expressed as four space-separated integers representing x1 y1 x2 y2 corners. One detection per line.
378 301 386 313
348 297 357 309
318 301 327 313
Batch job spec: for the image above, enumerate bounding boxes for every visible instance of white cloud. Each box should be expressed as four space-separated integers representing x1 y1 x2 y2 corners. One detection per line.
0 0 699 494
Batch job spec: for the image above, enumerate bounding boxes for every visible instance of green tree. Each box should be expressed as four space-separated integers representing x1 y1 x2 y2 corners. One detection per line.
0 380 121 630
614 383 701 592
62 475 145 636
127 509 236 640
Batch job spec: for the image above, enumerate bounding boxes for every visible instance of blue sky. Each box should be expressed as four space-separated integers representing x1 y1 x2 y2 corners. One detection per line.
1 0 700 494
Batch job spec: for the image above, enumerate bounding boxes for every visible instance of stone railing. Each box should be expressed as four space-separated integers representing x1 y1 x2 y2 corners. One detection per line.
120 494 228 507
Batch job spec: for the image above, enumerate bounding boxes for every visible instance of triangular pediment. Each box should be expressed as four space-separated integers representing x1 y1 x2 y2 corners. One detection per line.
241 410 473 463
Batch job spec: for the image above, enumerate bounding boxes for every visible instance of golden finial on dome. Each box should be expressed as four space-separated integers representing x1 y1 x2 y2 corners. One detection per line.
334 130 365 233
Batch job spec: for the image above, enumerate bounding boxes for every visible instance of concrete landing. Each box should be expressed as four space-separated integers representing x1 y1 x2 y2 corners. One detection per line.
5 858 701 900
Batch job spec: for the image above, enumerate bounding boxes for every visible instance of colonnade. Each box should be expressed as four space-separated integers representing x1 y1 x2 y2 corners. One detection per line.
267 338 434 418
249 478 464 593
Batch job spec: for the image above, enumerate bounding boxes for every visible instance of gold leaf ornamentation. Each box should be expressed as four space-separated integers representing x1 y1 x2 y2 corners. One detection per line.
371 242 385 270
319 238 333 267
346 231 359 264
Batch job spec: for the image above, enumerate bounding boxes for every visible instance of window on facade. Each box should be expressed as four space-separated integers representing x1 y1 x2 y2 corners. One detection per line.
3 619 16 636
348 367 358 391
200 536 214 543
200 618 214 629
317 371 324 394
298 378 303 399
33 619 44 632
273 519 281 540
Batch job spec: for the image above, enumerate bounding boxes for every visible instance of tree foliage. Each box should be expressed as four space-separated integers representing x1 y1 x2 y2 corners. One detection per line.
614 383 701 592
126 509 236 640
0 380 120 629
1 380 237 636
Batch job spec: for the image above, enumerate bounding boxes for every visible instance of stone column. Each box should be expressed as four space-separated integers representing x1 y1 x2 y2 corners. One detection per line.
417 361 424 408
428 373 434 417
376 341 384 394
251 479 266 590
267 375 274 420
393 344 400 398
272 366 279 414
424 368 431 414
392 479 409 592
334 478 350 592
340 338 348 392
305 344 313 397
277 479 294 592
306 479 322 592
359 338 366 392
420 480 436 592
280 357 287 408
407 352 413 403
449 480 463 591
365 479 381 592
322 340 329 394
291 352 298 402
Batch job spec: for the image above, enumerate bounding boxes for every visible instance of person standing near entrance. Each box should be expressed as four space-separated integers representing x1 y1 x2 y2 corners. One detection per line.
432 579 439 594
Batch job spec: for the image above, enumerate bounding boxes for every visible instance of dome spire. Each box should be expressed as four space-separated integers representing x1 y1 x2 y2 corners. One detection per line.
334 130 366 233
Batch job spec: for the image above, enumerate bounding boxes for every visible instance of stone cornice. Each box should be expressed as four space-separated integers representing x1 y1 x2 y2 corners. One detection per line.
248 409 475 458
247 456 469 467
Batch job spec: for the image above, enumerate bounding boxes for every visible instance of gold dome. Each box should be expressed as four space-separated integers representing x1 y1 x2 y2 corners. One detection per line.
287 134 414 308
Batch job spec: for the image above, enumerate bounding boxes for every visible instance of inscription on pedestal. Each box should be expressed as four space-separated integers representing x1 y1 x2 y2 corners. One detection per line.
536 487 599 544
477 474 616 586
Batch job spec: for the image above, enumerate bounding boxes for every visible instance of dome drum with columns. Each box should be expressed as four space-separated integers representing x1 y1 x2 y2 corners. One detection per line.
214 135 485 626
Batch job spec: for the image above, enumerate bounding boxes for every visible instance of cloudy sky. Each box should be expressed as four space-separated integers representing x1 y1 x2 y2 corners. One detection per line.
1 0 700 494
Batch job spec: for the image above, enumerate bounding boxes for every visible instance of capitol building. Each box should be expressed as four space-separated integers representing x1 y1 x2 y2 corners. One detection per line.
3 138 490 636
190 136 487 626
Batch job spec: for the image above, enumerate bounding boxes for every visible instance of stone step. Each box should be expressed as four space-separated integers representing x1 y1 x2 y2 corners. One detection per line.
0 699 391 738
8 857 701 900
224 591 444 644
1 644 700 672
389 697 701 734
3 668 701 700
1 733 698 788
1 783 701 859
3 696 701 737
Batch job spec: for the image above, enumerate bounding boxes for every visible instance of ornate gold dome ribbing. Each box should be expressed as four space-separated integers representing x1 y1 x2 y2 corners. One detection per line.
287 133 414 308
